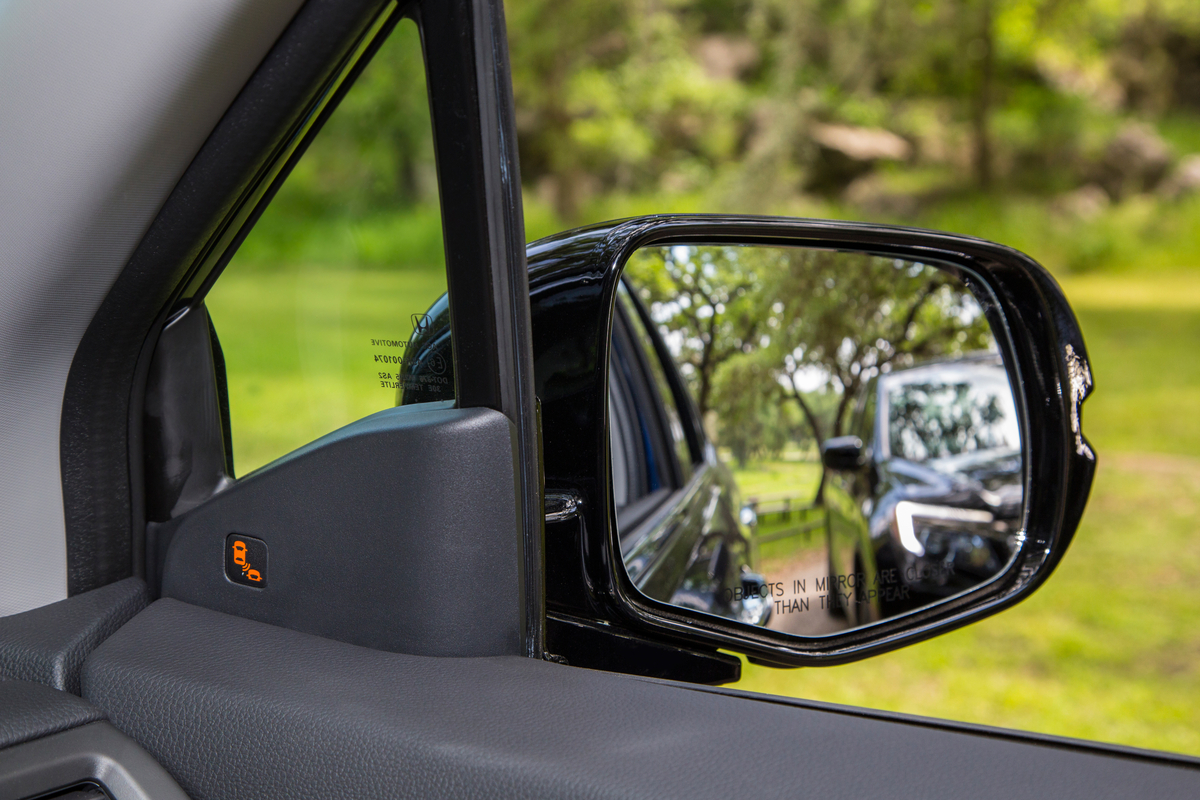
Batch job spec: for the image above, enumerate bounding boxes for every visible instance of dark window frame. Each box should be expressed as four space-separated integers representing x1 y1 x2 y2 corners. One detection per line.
60 0 542 657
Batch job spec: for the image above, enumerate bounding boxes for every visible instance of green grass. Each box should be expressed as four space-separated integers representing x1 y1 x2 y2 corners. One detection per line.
236 207 447 271
730 274 1200 756
1060 273 1200 457
205 265 447 474
910 193 1200 277
728 458 824 570
730 457 821 501
734 455 1200 756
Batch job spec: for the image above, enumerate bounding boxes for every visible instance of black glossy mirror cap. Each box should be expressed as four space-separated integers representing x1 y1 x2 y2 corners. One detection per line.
821 436 866 472
528 214 1095 670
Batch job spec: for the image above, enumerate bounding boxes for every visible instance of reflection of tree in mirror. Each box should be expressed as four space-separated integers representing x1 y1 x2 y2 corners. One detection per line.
709 356 792 467
626 245 995 486
888 382 1013 463
768 249 993 449
624 245 765 419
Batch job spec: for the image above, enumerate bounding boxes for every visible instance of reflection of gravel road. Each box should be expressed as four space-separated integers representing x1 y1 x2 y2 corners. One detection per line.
764 553 849 637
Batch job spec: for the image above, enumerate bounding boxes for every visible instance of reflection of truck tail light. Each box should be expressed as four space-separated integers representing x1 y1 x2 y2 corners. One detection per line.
892 501 993 557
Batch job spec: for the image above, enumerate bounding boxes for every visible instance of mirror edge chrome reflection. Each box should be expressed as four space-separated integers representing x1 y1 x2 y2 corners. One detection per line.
530 214 1095 672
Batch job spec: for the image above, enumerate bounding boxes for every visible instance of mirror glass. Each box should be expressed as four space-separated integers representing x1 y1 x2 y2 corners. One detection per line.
611 244 1023 636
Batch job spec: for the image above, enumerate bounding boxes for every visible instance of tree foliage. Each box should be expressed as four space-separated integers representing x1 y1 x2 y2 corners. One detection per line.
763 250 994 444
256 0 1200 471
281 1 1200 223
629 244 995 469
710 352 792 467
625 244 765 417
284 19 437 215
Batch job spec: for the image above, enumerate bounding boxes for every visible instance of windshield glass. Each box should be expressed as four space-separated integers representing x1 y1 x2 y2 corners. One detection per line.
884 362 1019 465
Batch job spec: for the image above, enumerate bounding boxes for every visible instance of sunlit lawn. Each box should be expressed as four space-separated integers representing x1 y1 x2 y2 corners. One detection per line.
729 456 821 501
205 266 447 474
731 271 1200 757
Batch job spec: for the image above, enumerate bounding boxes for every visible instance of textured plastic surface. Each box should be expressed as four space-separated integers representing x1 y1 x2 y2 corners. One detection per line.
0 721 188 800
83 599 1199 800
143 305 231 521
0 0 305 616
0 579 148 696
0 681 104 751
161 404 522 657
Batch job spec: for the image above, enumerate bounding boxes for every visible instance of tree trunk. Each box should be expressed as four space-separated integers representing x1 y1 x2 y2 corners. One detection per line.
970 0 994 190
696 315 717 418
786 379 827 502
697 365 712 419
832 383 856 440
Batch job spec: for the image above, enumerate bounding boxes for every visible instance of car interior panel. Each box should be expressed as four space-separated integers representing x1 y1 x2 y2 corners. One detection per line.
0 0 1196 797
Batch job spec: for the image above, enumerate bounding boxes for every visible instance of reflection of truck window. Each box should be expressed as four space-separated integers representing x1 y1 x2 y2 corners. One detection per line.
880 358 1019 465
609 287 689 535
616 282 695 479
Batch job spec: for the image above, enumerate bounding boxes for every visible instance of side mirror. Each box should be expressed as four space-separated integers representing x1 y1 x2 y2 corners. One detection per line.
820 436 866 471
737 503 758 530
530 215 1094 680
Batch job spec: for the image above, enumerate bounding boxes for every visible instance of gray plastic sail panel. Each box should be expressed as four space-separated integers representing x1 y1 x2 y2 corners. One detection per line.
160 404 523 657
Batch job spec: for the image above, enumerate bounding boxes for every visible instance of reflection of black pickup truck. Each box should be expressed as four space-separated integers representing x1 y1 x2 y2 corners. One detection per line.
821 353 1023 624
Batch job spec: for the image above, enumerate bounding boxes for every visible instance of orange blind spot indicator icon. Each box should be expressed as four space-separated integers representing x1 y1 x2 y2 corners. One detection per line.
226 535 267 588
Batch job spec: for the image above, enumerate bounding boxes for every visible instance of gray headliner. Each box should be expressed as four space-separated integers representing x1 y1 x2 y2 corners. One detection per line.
0 0 304 615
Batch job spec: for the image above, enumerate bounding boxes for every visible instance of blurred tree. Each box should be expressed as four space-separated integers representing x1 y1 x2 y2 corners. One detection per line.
710 352 791 466
286 19 436 214
507 0 750 220
275 0 1200 226
968 0 996 189
626 245 994 492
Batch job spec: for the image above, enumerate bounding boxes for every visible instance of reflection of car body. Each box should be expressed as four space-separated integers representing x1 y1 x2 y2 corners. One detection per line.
401 278 771 627
824 353 1023 624
606 282 771 626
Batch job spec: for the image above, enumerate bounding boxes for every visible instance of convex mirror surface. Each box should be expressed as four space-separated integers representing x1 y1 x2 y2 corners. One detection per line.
614 244 1024 640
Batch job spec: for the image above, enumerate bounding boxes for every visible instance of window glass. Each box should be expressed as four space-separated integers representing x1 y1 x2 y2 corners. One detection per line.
615 281 695 477
609 356 649 509
205 19 448 475
883 362 1020 465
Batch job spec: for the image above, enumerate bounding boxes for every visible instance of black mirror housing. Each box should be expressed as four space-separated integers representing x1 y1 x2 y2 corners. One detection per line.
528 214 1095 680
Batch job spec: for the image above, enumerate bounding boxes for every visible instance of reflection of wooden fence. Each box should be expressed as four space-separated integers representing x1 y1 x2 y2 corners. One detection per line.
744 493 822 545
